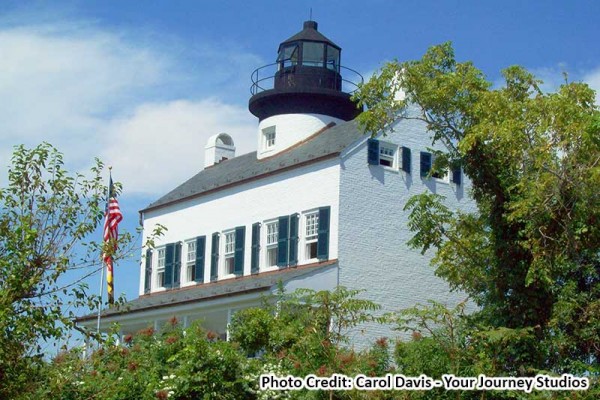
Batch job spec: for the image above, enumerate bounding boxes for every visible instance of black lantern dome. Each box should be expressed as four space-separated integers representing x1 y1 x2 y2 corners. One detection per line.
249 21 363 121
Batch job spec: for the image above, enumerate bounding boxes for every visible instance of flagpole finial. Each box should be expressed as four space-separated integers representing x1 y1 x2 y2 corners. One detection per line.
108 165 113 171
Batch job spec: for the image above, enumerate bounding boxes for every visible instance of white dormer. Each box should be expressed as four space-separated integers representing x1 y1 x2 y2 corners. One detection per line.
205 133 235 168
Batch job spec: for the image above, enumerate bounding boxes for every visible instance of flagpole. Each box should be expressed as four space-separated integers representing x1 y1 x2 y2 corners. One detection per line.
96 263 104 334
96 166 112 335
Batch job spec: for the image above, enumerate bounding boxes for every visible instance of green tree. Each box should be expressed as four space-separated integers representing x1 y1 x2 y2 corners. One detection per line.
394 301 598 399
230 286 392 400
36 320 253 400
354 43 600 374
0 143 132 398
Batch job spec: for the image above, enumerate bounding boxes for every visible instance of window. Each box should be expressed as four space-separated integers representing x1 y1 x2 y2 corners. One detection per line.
186 240 196 282
305 212 319 259
432 167 448 181
265 221 278 267
326 45 340 71
156 248 166 288
262 127 276 150
275 207 330 264
302 42 325 67
420 151 451 182
224 231 235 275
379 143 397 168
277 44 299 69
367 139 399 169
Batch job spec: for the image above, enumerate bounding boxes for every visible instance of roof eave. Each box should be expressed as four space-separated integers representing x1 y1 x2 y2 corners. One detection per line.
75 260 338 322
139 152 340 215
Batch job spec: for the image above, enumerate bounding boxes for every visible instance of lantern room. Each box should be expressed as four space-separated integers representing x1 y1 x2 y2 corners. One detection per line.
274 20 342 92
249 20 362 122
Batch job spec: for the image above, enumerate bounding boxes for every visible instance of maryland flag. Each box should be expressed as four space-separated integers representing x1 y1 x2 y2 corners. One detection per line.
103 175 123 305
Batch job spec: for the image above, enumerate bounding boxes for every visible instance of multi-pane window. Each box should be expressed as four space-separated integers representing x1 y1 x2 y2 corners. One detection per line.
263 127 276 150
379 143 397 168
186 240 196 282
266 131 275 148
431 155 448 181
156 248 166 288
421 151 448 182
224 231 235 275
265 221 278 267
305 213 319 259
424 152 448 181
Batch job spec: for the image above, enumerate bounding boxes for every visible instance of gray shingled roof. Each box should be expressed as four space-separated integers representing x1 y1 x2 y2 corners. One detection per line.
142 119 363 212
76 262 336 321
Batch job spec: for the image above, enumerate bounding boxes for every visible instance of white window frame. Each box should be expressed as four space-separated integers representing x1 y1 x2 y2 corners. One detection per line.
303 211 319 261
430 154 450 184
156 247 166 289
379 141 398 169
262 126 276 151
262 220 279 271
185 239 196 283
432 169 450 183
222 230 236 277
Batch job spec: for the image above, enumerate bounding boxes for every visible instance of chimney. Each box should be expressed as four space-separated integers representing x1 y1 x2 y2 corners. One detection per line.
204 133 236 168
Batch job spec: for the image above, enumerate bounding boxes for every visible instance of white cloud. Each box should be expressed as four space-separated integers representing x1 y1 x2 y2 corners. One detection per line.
0 20 260 195
582 67 600 105
0 25 165 149
99 99 256 195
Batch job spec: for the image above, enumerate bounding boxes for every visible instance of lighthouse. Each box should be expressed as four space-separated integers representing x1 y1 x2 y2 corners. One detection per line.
249 20 363 159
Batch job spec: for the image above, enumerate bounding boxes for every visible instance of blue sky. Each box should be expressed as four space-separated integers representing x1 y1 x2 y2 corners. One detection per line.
1 0 599 331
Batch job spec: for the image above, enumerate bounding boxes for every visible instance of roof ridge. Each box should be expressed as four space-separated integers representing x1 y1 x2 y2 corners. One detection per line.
141 119 362 213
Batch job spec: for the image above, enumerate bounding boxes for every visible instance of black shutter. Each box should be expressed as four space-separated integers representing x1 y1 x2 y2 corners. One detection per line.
277 215 289 267
234 226 245 275
317 207 330 261
251 223 260 274
195 236 206 283
210 233 219 281
144 249 152 294
164 243 174 288
451 166 462 185
420 151 432 177
288 214 299 267
367 138 380 165
401 146 411 173
173 242 181 288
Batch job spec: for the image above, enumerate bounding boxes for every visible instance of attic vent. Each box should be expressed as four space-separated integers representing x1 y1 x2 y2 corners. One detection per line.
205 133 236 168
216 135 233 146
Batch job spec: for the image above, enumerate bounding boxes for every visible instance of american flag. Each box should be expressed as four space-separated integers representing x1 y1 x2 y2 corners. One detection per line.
103 176 123 305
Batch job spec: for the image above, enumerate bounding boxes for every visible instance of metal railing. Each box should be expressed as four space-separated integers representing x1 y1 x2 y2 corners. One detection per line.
250 61 364 96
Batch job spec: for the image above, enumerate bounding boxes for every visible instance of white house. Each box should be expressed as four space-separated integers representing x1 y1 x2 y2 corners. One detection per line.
77 21 473 348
